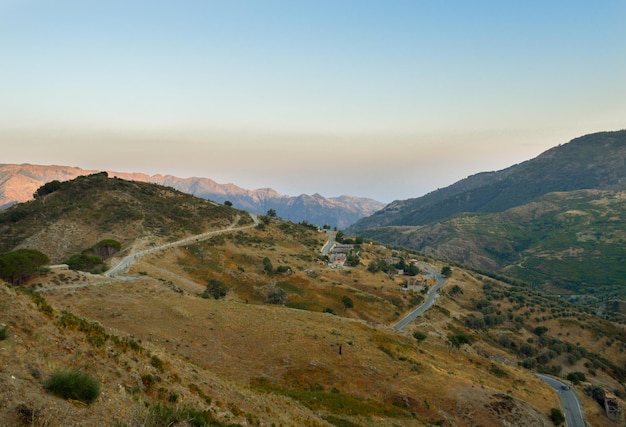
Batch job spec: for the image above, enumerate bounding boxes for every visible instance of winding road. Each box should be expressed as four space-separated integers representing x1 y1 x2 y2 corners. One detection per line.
535 374 585 427
393 265 447 330
104 213 259 277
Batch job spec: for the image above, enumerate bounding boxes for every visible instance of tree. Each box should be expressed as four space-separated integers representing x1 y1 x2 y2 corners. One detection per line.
449 284 463 296
224 200 233 207
86 239 121 259
341 296 354 311
413 331 427 344
65 253 104 272
204 278 228 300
549 408 565 425
441 266 452 277
406 262 420 276
0 249 50 285
266 209 277 218
367 260 382 273
345 250 360 267
33 180 62 199
447 333 472 352
262 257 274 275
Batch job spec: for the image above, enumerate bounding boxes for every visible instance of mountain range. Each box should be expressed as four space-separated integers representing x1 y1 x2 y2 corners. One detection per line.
0 164 384 229
347 130 626 305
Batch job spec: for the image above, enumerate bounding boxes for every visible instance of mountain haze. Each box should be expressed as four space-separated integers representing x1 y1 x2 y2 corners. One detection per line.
0 164 384 228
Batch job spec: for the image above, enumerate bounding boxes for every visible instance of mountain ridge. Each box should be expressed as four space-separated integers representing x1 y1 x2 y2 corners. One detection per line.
348 129 626 233
0 163 384 228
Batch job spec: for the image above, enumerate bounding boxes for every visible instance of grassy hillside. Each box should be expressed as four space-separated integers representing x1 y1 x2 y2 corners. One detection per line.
2 174 626 425
0 172 244 263
357 189 626 317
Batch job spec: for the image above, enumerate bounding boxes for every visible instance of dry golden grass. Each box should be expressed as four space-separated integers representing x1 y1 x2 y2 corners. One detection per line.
4 216 625 426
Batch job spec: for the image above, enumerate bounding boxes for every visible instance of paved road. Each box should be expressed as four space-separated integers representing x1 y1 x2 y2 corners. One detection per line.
393 265 447 330
321 230 335 256
536 374 586 427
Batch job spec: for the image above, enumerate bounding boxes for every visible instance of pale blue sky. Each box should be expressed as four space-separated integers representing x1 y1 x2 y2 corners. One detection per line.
1 1 625 202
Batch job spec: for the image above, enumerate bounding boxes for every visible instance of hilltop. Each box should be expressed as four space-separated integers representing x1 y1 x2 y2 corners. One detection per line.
0 164 384 228
1 173 625 425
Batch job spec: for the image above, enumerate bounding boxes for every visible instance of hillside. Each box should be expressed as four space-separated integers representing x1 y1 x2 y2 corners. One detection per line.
0 164 384 228
1 174 626 425
348 129 626 232
357 189 626 313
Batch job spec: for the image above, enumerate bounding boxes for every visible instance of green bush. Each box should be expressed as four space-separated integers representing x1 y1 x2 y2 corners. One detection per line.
44 368 101 404
64 253 104 272
550 408 565 425
204 278 228 300
0 325 8 341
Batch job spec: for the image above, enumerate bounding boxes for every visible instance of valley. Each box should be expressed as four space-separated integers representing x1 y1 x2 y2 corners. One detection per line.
1 133 626 426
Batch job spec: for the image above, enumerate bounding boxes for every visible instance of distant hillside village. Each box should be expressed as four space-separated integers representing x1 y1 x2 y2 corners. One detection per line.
324 232 429 292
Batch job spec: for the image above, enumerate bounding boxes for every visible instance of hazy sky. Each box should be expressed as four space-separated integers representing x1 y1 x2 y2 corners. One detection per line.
2 1 625 202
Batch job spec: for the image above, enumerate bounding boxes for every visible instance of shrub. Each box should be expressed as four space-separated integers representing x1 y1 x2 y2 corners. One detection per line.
413 331 427 344
204 278 228 300
266 286 286 304
0 325 8 341
44 368 101 404
550 408 565 425
151 355 165 372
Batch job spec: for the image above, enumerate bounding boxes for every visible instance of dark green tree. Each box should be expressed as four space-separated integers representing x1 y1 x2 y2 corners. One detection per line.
224 200 233 207
86 239 121 259
406 262 420 276
0 249 49 285
367 260 380 273
341 296 354 311
266 209 277 218
204 278 228 300
262 257 274 275
65 254 104 272
447 333 472 352
441 266 452 277
345 251 360 267
33 180 62 199
549 408 565 425
413 331 427 344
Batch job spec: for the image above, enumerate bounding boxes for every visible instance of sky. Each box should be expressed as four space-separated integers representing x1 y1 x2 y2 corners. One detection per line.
1 1 625 203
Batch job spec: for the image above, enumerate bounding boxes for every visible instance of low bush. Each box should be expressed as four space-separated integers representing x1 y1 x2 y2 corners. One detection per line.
0 325 8 341
44 368 101 404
